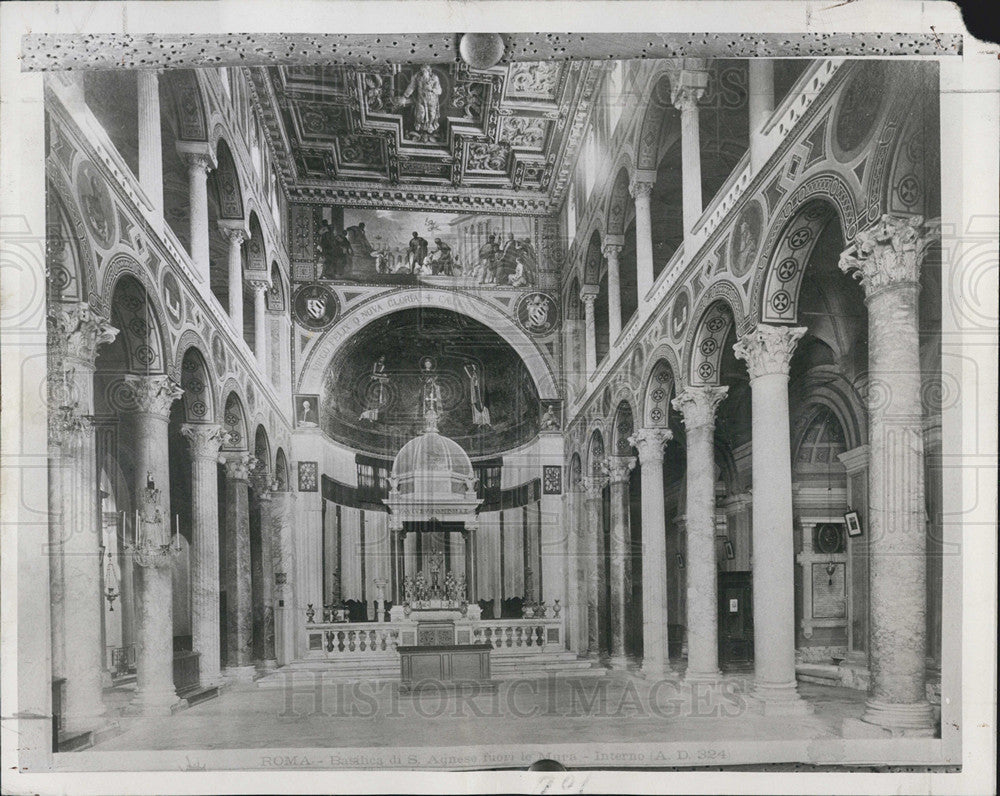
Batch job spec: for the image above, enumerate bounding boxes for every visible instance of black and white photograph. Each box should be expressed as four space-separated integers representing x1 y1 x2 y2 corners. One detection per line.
0 2 996 794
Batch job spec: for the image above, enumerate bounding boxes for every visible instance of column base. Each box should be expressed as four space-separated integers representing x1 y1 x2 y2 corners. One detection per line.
749 680 812 716
258 659 279 671
637 660 677 681
842 699 937 738
684 668 723 684
606 654 630 671
124 688 185 717
223 665 258 683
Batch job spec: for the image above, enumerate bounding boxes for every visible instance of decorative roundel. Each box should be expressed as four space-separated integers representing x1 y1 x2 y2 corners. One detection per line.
106 379 138 413
787 227 813 250
651 387 666 403
776 258 799 282
699 337 718 356
189 400 208 419
669 288 690 342
514 292 558 336
655 368 671 384
816 524 843 555
730 200 763 278
834 62 887 160
697 361 715 381
293 283 340 331
224 411 240 427
134 345 155 366
706 315 726 334
76 160 117 250
650 407 664 423
211 333 226 375
896 174 921 207
50 264 73 293
770 290 791 313
161 270 184 327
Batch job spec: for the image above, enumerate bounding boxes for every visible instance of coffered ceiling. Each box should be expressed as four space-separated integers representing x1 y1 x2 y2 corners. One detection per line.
249 60 604 214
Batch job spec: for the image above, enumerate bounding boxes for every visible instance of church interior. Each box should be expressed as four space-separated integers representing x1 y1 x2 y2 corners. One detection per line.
38 42 947 757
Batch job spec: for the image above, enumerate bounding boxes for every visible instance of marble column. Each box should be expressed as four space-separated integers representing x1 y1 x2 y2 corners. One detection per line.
183 152 213 283
672 82 707 239
179 423 224 687
673 386 728 681
137 70 163 222
248 278 270 370
628 427 674 677
630 173 655 297
580 477 606 658
221 227 248 333
839 214 935 735
734 324 809 715
748 60 776 172
222 453 255 680
47 304 118 731
255 488 278 669
463 529 477 602
580 286 599 376
122 375 185 716
602 242 623 342
601 455 636 669
270 489 297 666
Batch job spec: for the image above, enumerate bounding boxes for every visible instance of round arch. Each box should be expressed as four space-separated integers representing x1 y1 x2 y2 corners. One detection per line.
635 71 676 171
104 271 170 375
211 137 246 222
274 447 291 491
178 345 216 424
639 353 678 429
266 262 286 312
247 211 268 274
161 70 209 144
789 365 867 451
685 294 739 388
221 390 249 452
46 176 96 303
751 172 860 328
582 229 604 285
569 451 583 492
611 398 636 456
253 424 272 474
605 166 633 238
586 428 606 478
296 289 560 400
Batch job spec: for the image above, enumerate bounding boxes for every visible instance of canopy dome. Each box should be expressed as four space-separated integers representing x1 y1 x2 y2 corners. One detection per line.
390 416 476 498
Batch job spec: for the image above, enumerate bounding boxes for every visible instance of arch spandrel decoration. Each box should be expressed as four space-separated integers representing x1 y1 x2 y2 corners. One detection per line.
611 399 635 455
162 70 208 142
222 391 249 452
106 273 169 375
46 178 95 304
751 171 859 329
606 167 632 238
583 229 604 285
295 288 559 401
179 346 215 424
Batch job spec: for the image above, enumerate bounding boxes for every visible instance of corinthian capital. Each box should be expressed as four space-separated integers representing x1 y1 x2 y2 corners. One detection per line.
48 405 93 448
219 224 249 247
180 423 225 459
223 453 255 481
733 324 806 380
600 454 636 484
180 150 214 175
629 176 654 200
628 427 673 464
124 374 184 416
839 214 931 296
47 302 118 367
247 277 272 294
579 474 608 497
672 386 728 431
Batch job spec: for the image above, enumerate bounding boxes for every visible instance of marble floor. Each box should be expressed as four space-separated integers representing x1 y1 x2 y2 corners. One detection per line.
88 673 867 753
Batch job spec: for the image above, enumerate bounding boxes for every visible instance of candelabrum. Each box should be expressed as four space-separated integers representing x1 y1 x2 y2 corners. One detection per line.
124 474 182 569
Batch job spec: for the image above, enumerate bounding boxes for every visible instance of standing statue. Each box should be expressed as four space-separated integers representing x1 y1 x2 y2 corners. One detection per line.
397 65 443 142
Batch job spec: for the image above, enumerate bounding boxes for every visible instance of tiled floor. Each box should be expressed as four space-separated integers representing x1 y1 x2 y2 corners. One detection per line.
90 673 867 752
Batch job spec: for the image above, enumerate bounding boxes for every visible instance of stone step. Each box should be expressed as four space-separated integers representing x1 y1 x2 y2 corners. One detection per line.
795 663 841 686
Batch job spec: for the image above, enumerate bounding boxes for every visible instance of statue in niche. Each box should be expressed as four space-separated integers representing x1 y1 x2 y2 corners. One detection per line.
395 65 443 142
359 355 390 422
464 362 491 427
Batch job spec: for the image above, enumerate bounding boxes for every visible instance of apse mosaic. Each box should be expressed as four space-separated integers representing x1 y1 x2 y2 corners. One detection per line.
319 308 540 457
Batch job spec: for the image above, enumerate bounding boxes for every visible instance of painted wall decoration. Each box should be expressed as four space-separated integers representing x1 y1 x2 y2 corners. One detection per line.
730 200 763 278
540 400 563 431
302 205 542 290
292 283 340 330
